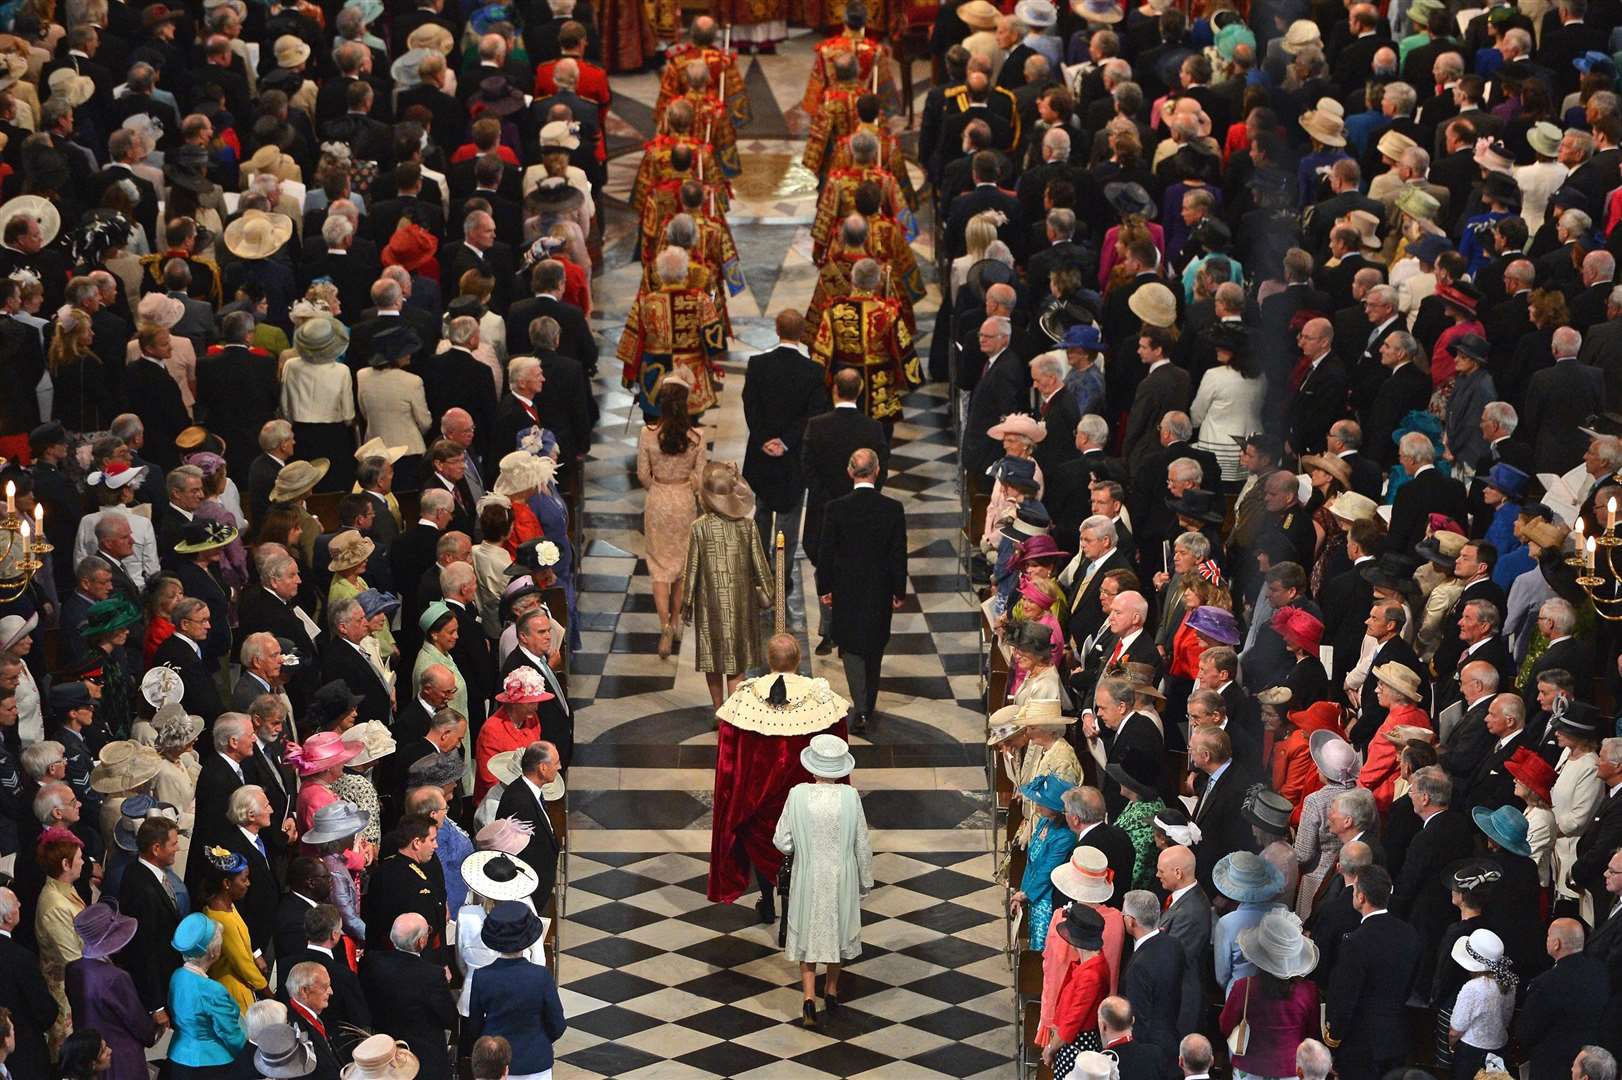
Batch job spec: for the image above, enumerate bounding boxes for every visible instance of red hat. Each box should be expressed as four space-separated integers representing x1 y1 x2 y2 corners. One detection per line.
1504 746 1556 804
1271 606 1323 654
382 221 439 274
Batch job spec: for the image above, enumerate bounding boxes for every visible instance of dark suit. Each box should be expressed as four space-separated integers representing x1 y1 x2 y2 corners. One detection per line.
1063 547 1133 651
236 586 320 709
505 293 597 376
801 406 889 570
283 944 371 1049
442 241 516 312
1573 786 1622 913
320 636 393 727
152 634 225 726
1070 823 1136 908
962 349 1033 480
1522 637 1593 716
196 345 279 481
1099 711 1165 817
1123 363 1193 473
1321 558 1376 691
123 356 191 471
743 344 829 515
1465 725 1531 812
1363 360 1432 469
1190 761 1260 890
1523 358 1607 473
494 777 563 906
1392 809 1477 980
1385 466 1470 558
213 825 280 959
817 486 908 717
535 349 595 465
1517 953 1609 1080
288 1003 341 1080
0 932 58 1079
1326 911 1422 1080
1121 932 1201 1069
1032 387 1082 479
117 860 183 1011
1289 355 1349 455
273 893 317 970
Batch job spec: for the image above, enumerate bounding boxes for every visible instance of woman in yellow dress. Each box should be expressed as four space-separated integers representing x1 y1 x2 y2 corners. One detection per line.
35 826 88 1048
199 847 268 1012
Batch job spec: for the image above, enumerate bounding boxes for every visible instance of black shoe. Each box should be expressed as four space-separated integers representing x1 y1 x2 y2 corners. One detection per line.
815 638 833 656
756 895 776 924
824 993 839 1013
801 1000 818 1028
851 713 867 735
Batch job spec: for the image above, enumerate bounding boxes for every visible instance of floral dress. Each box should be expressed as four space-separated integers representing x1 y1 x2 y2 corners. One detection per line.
332 771 383 846
1115 797 1167 889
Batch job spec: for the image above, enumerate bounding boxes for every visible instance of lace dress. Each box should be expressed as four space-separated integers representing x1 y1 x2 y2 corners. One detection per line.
636 426 706 583
773 782 873 964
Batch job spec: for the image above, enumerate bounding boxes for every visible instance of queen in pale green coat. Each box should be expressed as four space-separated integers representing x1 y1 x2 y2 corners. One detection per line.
414 601 472 789
773 734 873 1030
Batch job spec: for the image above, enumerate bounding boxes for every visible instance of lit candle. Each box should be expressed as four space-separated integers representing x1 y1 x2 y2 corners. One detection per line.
3 481 11 516
1610 496 1618 534
33 505 42 536
20 520 30 543
1588 535 1597 571
1576 516 1586 547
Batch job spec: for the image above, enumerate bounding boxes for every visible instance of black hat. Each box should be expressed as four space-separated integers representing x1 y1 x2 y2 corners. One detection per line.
370 323 423 368
1483 171 1521 208
1166 488 1224 524
531 175 584 211
481 899 546 953
48 680 93 717
1055 902 1106 950
1103 181 1156 220
1452 333 1489 363
1445 856 1503 893
1551 185 1589 213
1207 321 1249 355
1551 701 1603 739
505 538 550 577
1359 552 1420 594
1192 217 1232 252
309 680 364 729
446 295 485 320
1105 757 1161 801
29 420 67 452
1005 618 1055 656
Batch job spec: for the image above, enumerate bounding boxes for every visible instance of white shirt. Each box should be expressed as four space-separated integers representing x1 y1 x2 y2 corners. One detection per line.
1361 906 1390 922
1168 883 1197 907
834 401 858 409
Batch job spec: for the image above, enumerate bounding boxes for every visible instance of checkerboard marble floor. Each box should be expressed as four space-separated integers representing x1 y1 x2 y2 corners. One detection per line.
553 34 1018 1079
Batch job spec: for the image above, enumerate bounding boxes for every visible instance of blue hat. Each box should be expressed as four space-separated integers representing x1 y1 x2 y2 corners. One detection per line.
356 589 401 619
1484 463 1530 499
1409 234 1454 263
1002 501 1052 542
171 912 218 956
1472 804 1531 857
419 600 454 634
1187 605 1241 645
1019 772 1076 814
469 2 513 33
1575 50 1616 73
996 456 1039 492
48 681 93 716
1213 850 1286 903
1060 324 1106 351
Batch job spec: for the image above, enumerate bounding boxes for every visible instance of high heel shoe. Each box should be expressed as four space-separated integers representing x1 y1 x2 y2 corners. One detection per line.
801 1000 818 1028
823 992 840 1013
657 624 673 660
671 620 684 646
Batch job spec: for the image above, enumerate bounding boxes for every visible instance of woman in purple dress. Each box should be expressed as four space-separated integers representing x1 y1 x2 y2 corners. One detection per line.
65 901 161 1080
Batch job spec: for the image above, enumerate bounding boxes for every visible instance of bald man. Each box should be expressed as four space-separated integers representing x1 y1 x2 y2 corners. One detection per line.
1288 317 1349 455
1518 919 1608 1080
1156 845 1211 981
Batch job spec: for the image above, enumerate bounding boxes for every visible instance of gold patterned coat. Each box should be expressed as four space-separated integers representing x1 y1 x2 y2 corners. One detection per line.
809 165 909 262
655 44 751 127
631 136 728 219
802 30 896 113
802 88 862 175
682 513 774 674
810 289 919 422
617 284 727 415
639 178 734 262
802 240 920 343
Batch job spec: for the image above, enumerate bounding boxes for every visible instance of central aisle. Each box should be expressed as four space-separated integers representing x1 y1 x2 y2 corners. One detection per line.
544 35 1020 1080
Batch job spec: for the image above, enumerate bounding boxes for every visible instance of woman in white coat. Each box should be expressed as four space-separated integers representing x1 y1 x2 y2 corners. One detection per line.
774 734 873 1030
1548 705 1603 912
73 464 161 588
1189 322 1266 486
356 324 432 491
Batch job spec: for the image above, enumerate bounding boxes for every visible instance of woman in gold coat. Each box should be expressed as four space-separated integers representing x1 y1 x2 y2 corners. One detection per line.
682 462 773 708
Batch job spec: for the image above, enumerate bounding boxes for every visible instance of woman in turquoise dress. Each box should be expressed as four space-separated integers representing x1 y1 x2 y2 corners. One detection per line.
166 913 246 1077
1012 773 1079 949
1107 758 1168 889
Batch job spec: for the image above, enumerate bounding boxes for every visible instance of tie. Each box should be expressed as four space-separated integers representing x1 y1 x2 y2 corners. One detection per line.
253 834 267 859
1290 355 1314 392
1108 640 1124 668
540 663 569 715
1163 893 1173 911
1070 564 1099 614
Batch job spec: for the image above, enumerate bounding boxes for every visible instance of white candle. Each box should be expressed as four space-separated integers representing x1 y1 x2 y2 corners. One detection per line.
1609 496 1618 534
33 504 42 536
4 481 12 516
1587 536 1597 571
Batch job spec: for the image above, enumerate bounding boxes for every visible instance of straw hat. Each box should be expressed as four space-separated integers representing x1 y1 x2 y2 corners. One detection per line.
270 459 331 504
462 851 539 902
406 22 454 53
800 733 855 779
90 742 162 794
1300 453 1352 489
698 461 755 520
327 530 375 573
1300 110 1346 147
1450 928 1506 973
1377 129 1417 160
959 0 1000 27
539 120 580 151
1372 660 1422 702
1127 282 1176 327
274 34 311 68
1523 518 1570 552
0 195 60 247
1327 491 1376 523
1396 185 1441 221
1050 846 1114 903
354 437 407 464
224 209 294 260
1281 18 1321 53
1015 0 1057 25
341 1035 419 1080
341 721 395 767
1237 909 1319 978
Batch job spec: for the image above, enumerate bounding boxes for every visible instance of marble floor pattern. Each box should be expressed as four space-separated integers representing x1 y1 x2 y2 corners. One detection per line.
551 32 1019 1080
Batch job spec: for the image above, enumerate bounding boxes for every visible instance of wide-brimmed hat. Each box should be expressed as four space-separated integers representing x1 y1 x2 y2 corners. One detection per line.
390 47 434 88
477 815 535 854
1238 909 1319 978
1505 747 1556 804
1001 502 1052 543
1010 534 1070 570
1241 785 1294 834
356 590 401 621
1309 729 1360 782
270 459 330 504
988 413 1047 444
1020 772 1076 814
1553 701 1604 739
224 209 294 260
1483 171 1522 207
341 721 395 767
287 730 362 777
1281 17 1321 52
1055 902 1106 950
1128 282 1176 327
960 0 1000 26
0 194 61 247
1415 529 1466 571
1395 186 1441 223
327 530 375 573
1449 333 1489 366
1483 463 1529 499
404 750 462 790
1451 927 1507 973
1372 660 1422 702
84 597 141 639
1326 491 1376 524
303 800 370 846
295 315 350 364
309 682 365 731
354 437 408 464
1103 181 1155 220
1166 488 1224 524
473 76 526 118
1300 109 1346 147
1104 756 1161 801
1474 139 1516 174
1050 846 1114 903
1186 605 1240 645
1359 552 1420 594
1300 453 1352 490
1472 804 1531 856
1123 663 1166 703
47 67 94 106
699 461 755 520
1271 606 1322 654
90 742 162 794
481 899 546 954
1436 282 1482 318
0 612 36 654
1015 0 1057 24
1526 121 1563 159
274 34 311 67
406 22 453 53
173 519 238 555
463 851 539 902
495 666 555 705
1377 129 1417 161
995 456 1039 493
801 733 854 778
539 120 581 151
1214 850 1285 903
341 1035 419 1080
255 1023 317 1078
74 900 139 959
113 795 181 851
1072 0 1122 21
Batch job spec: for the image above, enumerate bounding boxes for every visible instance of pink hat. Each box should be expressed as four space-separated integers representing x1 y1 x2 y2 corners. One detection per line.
284 731 361 776
1271 606 1323 654
495 667 554 705
137 292 184 328
987 413 1048 444
475 816 534 855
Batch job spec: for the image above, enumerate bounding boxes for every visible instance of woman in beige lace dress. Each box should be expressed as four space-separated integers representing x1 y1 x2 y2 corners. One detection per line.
637 370 707 659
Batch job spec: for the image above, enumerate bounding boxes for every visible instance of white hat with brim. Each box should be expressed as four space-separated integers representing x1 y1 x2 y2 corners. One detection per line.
0 611 37 653
1450 927 1505 972
1127 282 1177 327
1015 0 1057 25
488 750 523 786
274 34 312 68
354 437 408 464
959 0 1001 27
538 120 581 151
1281 19 1321 52
0 195 61 248
340 720 395 766
47 67 94 106
224 209 295 260
1050 846 1114 903
1237 909 1320 979
1071 0 1122 22
801 733 855 778
462 850 540 902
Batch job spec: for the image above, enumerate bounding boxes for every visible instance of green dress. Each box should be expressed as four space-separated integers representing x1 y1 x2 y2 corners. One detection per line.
1115 797 1168 889
772 782 873 964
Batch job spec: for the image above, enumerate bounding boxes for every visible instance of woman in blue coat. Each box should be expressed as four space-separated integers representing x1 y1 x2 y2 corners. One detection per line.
166 913 247 1078
1010 773 1079 949
468 902 567 1080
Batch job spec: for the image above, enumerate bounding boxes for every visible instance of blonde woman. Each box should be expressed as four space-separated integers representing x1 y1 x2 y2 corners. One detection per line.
50 305 114 432
950 212 1003 302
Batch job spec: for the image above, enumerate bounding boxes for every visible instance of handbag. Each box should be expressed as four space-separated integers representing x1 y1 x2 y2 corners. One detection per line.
1226 978 1251 1057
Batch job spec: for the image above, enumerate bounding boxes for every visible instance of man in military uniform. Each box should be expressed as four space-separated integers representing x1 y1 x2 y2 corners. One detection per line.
802 53 865 176
137 217 223 304
639 153 732 259
659 61 740 177
829 94 918 210
631 102 727 222
803 1 896 112
619 247 728 420
810 257 919 436
810 131 910 262
655 15 750 127
644 212 742 340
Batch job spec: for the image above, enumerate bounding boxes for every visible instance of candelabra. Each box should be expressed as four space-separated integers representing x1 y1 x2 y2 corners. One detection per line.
0 481 49 603
1570 495 1622 622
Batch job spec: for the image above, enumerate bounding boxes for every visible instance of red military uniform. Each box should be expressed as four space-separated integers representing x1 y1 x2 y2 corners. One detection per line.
810 287 919 423
617 280 728 415
655 43 750 127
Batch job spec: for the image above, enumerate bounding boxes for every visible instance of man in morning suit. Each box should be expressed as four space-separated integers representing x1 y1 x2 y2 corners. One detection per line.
1522 600 1593 717
1571 731 1622 919
321 598 396 728
1058 515 1134 654
1516 918 1609 1080
743 310 831 581
961 315 1030 487
152 597 226 725
0 886 58 1080
1389 767 1477 980
500 610 572 768
1065 786 1136 908
117 817 185 1014
1121 889 1202 1072
816 448 908 734
235 554 321 711
1187 727 1259 890
286 903 372 1056
493 742 564 909
1325 865 1422 1080
1384 432 1470 558
213 785 283 958
801 370 889 652
1090 673 1165 817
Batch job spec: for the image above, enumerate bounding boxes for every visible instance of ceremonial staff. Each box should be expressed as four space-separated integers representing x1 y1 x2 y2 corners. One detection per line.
773 529 793 949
